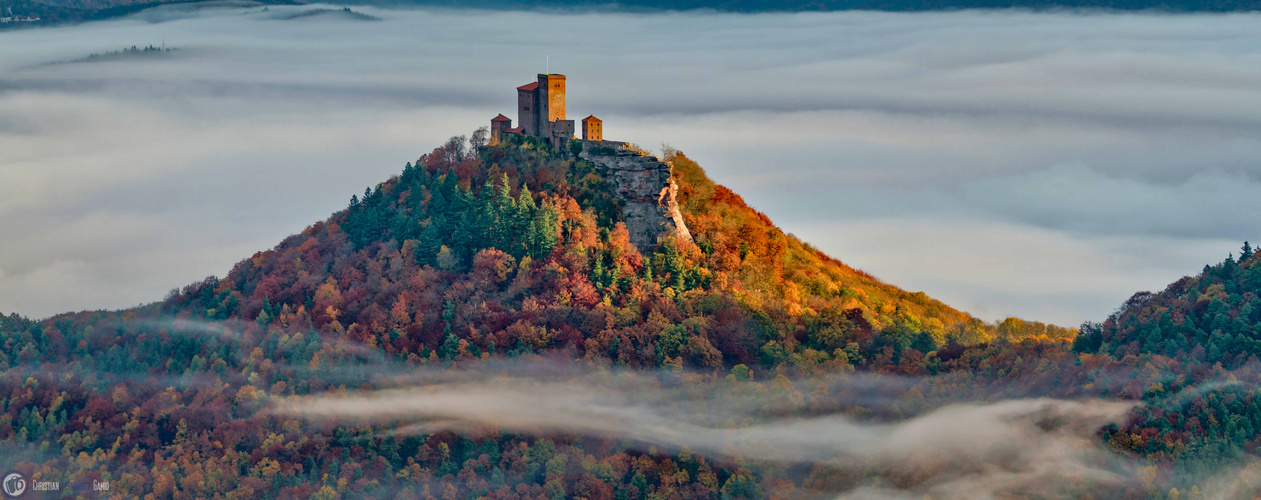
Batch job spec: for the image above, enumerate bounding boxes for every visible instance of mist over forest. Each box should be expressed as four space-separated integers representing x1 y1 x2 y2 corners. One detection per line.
3 4 1261 499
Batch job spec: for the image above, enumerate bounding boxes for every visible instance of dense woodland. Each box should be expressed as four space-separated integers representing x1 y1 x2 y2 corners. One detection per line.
0 133 1258 498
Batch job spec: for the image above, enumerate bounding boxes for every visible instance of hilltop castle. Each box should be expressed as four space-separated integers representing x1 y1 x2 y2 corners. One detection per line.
490 73 602 147
488 74 692 254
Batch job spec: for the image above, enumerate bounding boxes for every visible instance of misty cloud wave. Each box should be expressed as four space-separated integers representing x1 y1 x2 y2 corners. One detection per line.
276 365 1137 498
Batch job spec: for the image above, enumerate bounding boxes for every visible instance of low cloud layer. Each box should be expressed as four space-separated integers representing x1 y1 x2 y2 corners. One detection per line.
1 5 1259 323
278 365 1138 499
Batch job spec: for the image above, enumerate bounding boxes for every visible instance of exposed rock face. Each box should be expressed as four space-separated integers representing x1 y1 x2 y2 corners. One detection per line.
579 143 693 255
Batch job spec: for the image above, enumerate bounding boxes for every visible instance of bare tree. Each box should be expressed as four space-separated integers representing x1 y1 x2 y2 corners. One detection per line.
470 127 489 150
442 135 467 163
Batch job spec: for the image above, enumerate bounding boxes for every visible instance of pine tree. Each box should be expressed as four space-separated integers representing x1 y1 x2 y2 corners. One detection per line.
527 201 560 260
438 333 461 361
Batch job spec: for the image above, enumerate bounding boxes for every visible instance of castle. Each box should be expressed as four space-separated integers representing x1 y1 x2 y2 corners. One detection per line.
489 73 603 147
488 74 692 254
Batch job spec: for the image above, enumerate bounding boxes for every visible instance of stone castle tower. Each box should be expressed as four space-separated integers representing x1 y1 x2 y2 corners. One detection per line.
535 73 566 138
515 74 568 137
510 74 574 147
516 82 539 136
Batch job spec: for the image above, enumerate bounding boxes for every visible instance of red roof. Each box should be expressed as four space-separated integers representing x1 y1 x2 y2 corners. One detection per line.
503 127 525 134
582 115 601 123
491 114 511 122
517 82 539 91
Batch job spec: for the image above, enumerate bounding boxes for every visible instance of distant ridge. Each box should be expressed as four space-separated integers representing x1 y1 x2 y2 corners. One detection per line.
360 0 1261 13
8 0 1258 29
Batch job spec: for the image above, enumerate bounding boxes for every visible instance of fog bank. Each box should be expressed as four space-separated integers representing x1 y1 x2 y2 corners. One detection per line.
278 364 1138 499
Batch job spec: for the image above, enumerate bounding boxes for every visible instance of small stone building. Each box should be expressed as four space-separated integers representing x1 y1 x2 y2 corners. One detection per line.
490 114 512 142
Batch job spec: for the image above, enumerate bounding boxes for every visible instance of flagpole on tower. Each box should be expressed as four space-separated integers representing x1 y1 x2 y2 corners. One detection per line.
546 56 549 74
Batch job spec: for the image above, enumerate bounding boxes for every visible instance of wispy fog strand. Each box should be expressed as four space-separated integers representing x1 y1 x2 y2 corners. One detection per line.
276 363 1138 499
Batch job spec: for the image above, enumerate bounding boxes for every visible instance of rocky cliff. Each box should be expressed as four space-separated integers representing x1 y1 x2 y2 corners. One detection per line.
579 142 693 255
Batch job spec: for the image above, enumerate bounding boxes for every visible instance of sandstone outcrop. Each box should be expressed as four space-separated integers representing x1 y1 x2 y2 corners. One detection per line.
579 143 693 255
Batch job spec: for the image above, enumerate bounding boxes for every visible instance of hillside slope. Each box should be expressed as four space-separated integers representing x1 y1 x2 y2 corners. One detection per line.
152 133 1072 374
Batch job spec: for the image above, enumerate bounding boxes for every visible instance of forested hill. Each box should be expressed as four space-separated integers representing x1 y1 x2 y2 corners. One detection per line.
2 132 1072 375
151 132 1062 372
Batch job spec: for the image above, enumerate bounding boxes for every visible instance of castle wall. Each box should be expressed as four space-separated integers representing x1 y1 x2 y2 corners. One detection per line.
579 143 693 255
551 119 575 148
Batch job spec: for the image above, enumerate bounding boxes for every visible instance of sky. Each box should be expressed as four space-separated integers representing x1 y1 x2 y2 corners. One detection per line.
1 5 1259 324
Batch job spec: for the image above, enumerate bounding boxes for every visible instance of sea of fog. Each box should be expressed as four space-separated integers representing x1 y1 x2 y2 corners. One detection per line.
1 5 1259 323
